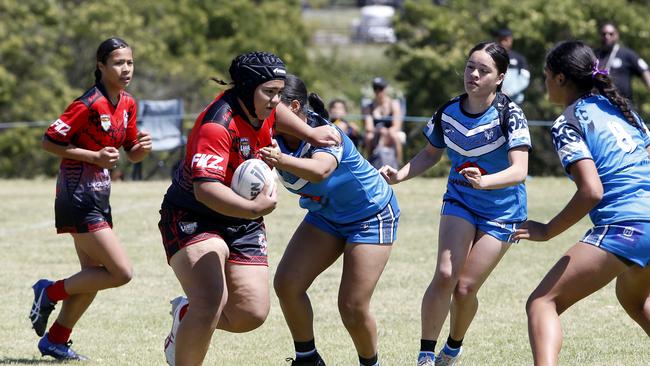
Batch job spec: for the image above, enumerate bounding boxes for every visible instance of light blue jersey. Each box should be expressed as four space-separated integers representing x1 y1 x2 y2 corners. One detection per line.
551 94 650 225
276 111 394 224
424 93 531 223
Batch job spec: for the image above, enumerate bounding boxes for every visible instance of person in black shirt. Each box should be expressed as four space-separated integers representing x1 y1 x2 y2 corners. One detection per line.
594 21 650 101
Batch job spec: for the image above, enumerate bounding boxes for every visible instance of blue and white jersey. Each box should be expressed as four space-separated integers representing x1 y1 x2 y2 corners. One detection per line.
276 111 393 224
424 93 531 222
551 94 650 225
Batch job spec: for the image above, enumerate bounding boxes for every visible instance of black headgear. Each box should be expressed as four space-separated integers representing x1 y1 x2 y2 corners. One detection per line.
229 51 287 119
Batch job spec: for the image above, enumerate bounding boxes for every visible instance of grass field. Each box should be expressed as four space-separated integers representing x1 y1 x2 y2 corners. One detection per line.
0 177 648 365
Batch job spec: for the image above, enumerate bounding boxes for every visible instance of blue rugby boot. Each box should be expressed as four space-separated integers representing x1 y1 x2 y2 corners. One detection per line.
38 333 88 361
30 279 56 336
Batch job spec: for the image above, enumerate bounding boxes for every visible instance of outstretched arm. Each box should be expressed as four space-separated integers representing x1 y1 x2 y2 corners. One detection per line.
515 159 603 241
379 144 443 184
274 103 340 147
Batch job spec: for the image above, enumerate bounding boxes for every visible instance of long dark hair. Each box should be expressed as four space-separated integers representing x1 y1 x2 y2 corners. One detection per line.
281 74 329 120
95 37 130 84
468 41 509 91
546 41 638 128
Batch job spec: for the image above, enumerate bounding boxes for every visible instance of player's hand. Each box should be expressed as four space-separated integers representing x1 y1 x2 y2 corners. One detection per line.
251 180 278 217
460 167 486 189
379 165 400 185
94 146 120 169
514 220 550 242
131 131 152 152
260 140 283 167
309 125 341 147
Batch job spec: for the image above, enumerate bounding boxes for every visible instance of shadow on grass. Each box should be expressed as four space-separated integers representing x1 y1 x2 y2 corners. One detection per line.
0 358 60 364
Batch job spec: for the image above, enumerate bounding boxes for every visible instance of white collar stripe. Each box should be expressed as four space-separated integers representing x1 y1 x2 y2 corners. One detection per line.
441 113 501 136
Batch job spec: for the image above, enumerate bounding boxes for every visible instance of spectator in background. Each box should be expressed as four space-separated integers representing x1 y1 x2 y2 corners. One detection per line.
363 77 403 168
329 99 361 148
594 21 650 102
496 27 530 104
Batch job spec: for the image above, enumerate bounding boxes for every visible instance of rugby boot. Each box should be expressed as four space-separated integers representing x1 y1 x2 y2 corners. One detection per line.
29 279 55 336
417 352 436 366
435 345 462 366
164 296 189 366
38 333 88 361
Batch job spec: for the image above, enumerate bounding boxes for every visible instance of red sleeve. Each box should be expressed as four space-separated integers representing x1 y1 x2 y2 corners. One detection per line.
44 101 88 145
190 122 231 183
123 101 139 151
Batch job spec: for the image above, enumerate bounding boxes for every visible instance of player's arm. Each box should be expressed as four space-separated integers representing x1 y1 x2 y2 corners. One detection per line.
515 159 602 241
269 151 337 183
125 131 152 163
379 144 443 184
275 103 341 147
42 138 120 169
194 180 276 220
461 146 528 189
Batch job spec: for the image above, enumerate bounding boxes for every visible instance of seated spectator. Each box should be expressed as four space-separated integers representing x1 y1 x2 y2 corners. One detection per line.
363 77 403 168
329 99 361 148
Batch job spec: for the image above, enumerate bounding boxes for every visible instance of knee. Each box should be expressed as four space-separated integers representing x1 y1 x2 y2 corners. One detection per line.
432 269 458 292
526 292 547 318
273 271 304 300
111 265 133 287
227 304 269 332
453 280 478 302
338 298 369 327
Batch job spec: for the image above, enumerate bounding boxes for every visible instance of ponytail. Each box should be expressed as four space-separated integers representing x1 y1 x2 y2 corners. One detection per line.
592 73 639 129
308 93 329 120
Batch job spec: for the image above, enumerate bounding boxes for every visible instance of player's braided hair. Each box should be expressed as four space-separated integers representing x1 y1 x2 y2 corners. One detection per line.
95 37 130 84
546 41 639 129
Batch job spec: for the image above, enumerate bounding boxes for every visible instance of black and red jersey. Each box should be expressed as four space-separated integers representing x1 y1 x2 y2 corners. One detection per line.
45 84 139 215
163 89 275 220
45 83 139 152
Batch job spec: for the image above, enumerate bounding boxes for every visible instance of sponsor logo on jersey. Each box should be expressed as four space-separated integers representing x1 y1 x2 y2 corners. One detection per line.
240 138 251 158
100 114 111 131
179 221 198 234
123 110 129 128
51 119 71 136
191 154 224 170
623 227 634 238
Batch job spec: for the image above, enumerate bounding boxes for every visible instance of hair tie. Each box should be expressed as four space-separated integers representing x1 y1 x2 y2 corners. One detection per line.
592 59 609 77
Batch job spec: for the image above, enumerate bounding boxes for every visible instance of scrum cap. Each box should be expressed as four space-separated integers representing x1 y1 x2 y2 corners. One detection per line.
229 51 286 119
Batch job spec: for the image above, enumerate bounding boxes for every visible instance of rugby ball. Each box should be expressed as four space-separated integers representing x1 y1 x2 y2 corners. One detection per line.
230 159 276 200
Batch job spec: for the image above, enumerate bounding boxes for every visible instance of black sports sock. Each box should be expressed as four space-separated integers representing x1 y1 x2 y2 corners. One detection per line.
359 354 378 366
294 339 317 359
446 335 463 349
420 339 437 353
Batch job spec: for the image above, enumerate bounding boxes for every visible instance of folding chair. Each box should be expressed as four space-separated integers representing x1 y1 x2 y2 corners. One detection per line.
131 99 185 180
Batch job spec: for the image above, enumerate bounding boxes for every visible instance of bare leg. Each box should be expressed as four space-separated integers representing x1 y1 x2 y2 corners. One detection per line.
63 229 133 294
615 264 650 335
217 262 270 333
170 239 229 366
526 243 627 366
274 221 344 342
449 231 510 341
338 243 392 358
421 215 475 342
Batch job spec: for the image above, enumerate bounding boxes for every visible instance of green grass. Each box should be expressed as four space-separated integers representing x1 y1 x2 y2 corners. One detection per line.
0 177 648 365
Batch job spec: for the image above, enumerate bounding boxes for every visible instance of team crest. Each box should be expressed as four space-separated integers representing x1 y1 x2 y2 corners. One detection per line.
100 114 111 131
179 221 198 234
123 110 129 128
240 138 251 158
484 129 494 140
